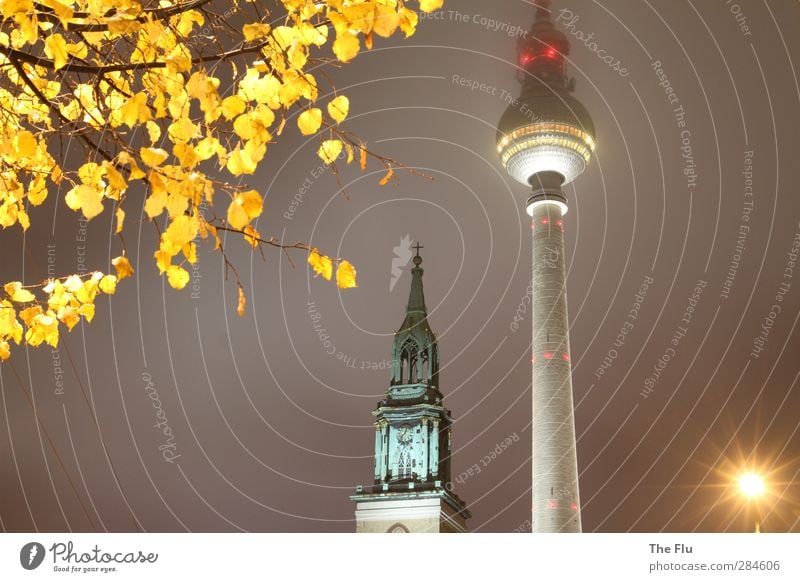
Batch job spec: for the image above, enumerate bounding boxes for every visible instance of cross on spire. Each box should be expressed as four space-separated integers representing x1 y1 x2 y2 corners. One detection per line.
413 242 424 257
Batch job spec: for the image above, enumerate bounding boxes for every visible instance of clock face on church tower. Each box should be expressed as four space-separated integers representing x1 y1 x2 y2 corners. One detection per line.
397 425 413 444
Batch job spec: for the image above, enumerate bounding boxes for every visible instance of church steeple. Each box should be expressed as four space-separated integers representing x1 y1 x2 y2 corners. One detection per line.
350 246 470 533
390 246 439 390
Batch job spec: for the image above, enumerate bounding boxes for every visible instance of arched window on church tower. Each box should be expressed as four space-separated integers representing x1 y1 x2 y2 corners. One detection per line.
400 340 418 384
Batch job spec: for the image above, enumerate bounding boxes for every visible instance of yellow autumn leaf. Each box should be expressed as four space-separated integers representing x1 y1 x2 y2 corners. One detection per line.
341 4 374 34
308 249 333 281
194 136 222 160
297 108 322 136
318 139 343 164
115 208 125 234
226 147 257 176
28 177 47 206
237 286 246 317
399 7 419 37
4 282 35 303
140 147 169 167
183 242 198 264
243 225 260 249
243 22 271 41
221 95 246 120
146 120 161 143
336 260 358 289
272 25 297 50
419 0 444 13
154 249 171 274
163 215 199 253
16 131 37 157
26 312 59 348
360 144 368 170
166 265 190 289
78 303 95 323
168 117 200 144
64 184 104 220
120 92 151 128
374 5 401 38
227 190 263 230
41 0 73 22
333 31 360 62
327 95 350 123
112 256 134 280
0 300 23 343
144 188 167 219
44 33 69 71
0 340 10 361
58 306 81 331
379 165 394 186
99 275 117 294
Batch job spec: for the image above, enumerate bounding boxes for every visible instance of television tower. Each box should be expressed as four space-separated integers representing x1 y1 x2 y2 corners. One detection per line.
496 0 596 533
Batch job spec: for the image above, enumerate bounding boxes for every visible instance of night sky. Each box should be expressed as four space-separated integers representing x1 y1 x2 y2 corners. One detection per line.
1 0 799 533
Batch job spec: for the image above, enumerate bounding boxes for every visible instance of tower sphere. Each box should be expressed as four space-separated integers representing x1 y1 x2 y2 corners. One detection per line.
497 92 595 187
496 0 595 188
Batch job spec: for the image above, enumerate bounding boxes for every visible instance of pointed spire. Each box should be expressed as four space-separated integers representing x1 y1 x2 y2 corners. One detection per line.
519 0 571 90
391 243 439 389
406 243 426 315
534 0 552 21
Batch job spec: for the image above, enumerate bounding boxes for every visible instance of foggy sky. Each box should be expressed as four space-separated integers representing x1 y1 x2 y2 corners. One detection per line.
1 0 799 533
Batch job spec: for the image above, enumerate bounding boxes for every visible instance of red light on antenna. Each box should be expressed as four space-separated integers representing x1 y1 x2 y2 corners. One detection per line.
547 499 559 509
541 217 550 225
562 353 570 362
571 502 578 512
543 352 554 360
521 53 533 65
546 48 556 58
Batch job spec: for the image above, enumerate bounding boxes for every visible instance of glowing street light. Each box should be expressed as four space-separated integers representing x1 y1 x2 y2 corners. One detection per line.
738 472 766 499
737 472 766 532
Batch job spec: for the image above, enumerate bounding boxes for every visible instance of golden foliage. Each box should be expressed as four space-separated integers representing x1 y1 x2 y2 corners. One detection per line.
0 0 442 360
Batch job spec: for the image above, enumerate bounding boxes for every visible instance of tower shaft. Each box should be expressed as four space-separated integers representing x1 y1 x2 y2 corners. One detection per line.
530 183 581 533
